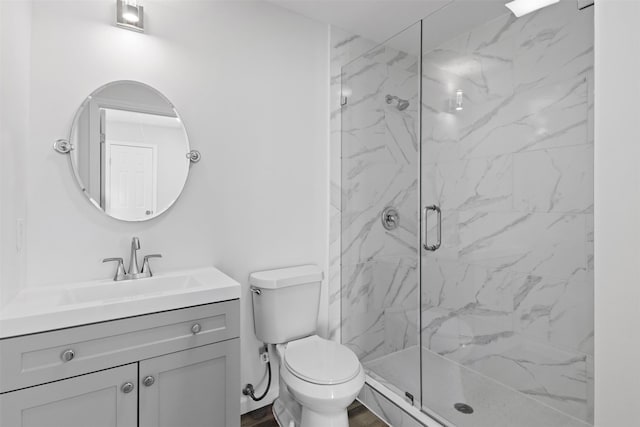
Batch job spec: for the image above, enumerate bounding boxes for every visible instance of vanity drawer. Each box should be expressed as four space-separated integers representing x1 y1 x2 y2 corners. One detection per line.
0 299 239 393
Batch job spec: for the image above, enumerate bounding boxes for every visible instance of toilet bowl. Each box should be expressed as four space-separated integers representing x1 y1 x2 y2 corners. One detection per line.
249 265 365 427
279 335 365 427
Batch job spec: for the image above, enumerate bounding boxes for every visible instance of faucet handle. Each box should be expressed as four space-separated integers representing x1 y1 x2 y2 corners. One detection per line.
142 254 162 276
103 257 126 281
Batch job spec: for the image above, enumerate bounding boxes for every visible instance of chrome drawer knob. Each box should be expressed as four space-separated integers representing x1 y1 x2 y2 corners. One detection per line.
143 375 155 387
121 382 134 393
191 323 201 334
61 349 75 362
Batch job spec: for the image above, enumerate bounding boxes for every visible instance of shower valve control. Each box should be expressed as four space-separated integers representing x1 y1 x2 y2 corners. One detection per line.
382 207 400 231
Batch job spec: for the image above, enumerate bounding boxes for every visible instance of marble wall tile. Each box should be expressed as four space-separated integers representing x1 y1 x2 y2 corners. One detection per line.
456 76 588 160
417 4 593 423
513 144 593 213
585 213 594 283
421 306 464 354
548 269 594 356
587 70 594 145
341 47 420 264
511 1 594 90
340 27 420 370
422 258 516 312
514 275 569 341
424 154 513 212
342 258 418 316
586 355 594 425
424 13 517 100
421 64 464 165
456 312 515 351
328 28 380 341
331 2 593 424
341 204 418 264
456 211 586 279
340 39 421 358
384 306 419 353
342 308 387 362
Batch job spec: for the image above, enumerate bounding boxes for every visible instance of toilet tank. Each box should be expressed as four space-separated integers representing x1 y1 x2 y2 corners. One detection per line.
249 265 323 344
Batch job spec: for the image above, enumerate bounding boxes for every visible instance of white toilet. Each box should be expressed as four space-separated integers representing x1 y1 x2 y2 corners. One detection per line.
249 265 365 427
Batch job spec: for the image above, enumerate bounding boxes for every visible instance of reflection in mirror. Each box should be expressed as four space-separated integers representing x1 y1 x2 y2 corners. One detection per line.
69 81 190 221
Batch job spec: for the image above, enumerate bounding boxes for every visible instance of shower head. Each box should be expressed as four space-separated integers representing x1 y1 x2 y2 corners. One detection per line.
385 94 410 111
397 99 410 111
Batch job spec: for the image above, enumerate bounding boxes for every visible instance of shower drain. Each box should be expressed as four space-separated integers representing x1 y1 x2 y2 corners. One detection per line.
454 403 474 414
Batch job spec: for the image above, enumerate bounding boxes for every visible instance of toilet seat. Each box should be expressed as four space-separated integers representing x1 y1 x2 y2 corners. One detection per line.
284 336 360 385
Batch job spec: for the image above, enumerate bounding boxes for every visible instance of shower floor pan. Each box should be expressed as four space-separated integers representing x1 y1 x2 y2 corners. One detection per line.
364 346 591 427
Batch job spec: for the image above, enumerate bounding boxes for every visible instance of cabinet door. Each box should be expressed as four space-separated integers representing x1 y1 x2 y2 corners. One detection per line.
139 339 240 427
0 363 137 427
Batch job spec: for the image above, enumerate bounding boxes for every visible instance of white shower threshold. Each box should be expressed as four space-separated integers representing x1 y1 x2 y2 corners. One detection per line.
362 346 591 427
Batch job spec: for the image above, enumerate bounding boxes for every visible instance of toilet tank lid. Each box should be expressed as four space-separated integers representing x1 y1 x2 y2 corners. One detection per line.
249 265 323 289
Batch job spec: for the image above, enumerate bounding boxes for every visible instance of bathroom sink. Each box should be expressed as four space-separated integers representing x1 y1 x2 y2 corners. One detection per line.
60 274 206 305
0 267 240 338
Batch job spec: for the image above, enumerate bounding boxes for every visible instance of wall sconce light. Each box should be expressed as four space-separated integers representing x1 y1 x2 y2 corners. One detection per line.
116 0 144 32
455 89 464 111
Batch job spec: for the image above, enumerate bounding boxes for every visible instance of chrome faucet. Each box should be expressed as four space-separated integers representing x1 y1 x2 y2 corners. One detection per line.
103 237 162 281
129 237 141 277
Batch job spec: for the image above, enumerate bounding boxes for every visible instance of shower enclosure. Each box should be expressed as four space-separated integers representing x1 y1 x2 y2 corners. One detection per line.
340 2 594 426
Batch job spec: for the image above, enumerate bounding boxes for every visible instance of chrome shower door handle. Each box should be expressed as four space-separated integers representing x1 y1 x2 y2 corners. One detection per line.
423 205 442 251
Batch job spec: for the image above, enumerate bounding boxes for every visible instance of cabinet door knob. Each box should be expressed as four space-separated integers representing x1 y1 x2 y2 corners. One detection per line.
143 375 155 387
191 323 201 334
60 349 75 362
121 382 134 393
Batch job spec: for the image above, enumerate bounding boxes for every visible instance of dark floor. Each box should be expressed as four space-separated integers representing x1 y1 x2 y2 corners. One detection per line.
241 400 388 427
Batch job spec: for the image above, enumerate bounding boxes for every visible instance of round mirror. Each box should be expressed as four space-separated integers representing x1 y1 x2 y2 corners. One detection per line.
68 81 191 221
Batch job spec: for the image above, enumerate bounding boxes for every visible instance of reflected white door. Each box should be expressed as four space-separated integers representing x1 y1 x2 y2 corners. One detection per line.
105 142 157 220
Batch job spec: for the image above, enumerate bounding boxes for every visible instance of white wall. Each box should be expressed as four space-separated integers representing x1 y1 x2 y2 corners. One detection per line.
594 0 640 425
2 0 329 413
0 0 31 307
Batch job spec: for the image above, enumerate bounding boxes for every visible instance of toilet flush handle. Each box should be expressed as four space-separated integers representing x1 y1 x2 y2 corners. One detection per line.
250 287 262 295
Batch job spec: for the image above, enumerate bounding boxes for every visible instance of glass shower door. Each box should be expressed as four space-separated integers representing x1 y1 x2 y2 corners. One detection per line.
340 22 422 405
420 2 594 426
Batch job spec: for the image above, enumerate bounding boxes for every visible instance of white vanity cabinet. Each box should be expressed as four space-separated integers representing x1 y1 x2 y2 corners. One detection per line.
139 340 239 427
0 300 240 427
0 363 138 427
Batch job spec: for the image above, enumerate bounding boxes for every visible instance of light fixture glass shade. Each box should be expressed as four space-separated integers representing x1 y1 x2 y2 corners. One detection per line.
116 0 144 32
122 4 139 23
505 0 560 17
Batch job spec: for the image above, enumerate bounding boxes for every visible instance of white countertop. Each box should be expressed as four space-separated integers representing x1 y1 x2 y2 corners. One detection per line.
0 267 241 339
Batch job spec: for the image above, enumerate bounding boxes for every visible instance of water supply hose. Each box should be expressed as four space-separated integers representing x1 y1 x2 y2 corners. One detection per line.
242 356 272 402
